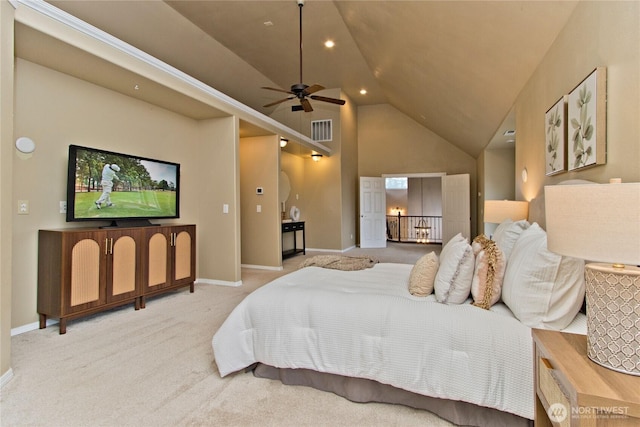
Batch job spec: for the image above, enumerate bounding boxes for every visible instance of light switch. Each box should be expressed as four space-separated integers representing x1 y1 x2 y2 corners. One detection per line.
223 204 229 214
60 201 67 214
18 200 29 215
257 205 262 213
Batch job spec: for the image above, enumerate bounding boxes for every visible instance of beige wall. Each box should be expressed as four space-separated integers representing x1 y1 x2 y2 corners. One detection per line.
339 92 358 249
358 104 478 238
1 0 15 379
514 1 640 226
11 59 241 330
270 88 350 251
196 116 241 283
240 135 281 267
482 147 516 236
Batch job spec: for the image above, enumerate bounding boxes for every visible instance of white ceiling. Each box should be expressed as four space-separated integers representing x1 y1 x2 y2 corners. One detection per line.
43 0 578 157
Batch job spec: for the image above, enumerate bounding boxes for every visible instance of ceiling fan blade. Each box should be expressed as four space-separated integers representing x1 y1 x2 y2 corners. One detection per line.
263 97 295 108
305 84 325 95
300 98 313 112
261 86 294 95
310 95 346 106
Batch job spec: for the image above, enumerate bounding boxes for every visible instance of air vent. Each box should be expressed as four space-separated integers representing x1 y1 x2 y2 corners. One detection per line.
311 119 332 142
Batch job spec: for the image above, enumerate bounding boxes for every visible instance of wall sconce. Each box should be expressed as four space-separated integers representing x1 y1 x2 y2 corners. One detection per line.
521 167 528 183
311 153 323 162
15 137 36 154
280 138 288 148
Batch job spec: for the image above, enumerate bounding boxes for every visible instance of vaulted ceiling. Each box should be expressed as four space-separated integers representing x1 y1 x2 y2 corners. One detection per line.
47 0 578 158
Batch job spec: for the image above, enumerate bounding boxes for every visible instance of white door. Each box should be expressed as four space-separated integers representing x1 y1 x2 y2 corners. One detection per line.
441 174 470 244
359 177 387 248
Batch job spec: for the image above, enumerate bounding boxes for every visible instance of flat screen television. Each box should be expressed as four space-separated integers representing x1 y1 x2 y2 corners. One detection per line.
66 144 180 227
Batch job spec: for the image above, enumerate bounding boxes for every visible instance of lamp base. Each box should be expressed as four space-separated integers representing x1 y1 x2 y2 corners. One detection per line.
585 263 640 376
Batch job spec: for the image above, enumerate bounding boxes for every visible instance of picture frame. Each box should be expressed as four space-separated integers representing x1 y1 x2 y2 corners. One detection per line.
567 67 607 171
545 95 568 176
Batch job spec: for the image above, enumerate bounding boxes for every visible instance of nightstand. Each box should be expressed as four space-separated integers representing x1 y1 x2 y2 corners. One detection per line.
532 329 640 426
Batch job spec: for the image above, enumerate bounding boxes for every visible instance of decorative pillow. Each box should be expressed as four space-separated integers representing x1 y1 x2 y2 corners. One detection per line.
502 223 585 330
493 219 530 261
408 252 439 296
470 235 506 310
434 233 474 304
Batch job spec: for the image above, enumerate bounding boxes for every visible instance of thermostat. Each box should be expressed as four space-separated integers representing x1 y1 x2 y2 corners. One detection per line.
256 187 264 195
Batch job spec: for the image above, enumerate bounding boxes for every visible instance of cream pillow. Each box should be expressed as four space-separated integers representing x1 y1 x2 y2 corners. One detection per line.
408 252 439 296
471 235 506 310
501 223 585 329
434 233 474 304
493 219 530 261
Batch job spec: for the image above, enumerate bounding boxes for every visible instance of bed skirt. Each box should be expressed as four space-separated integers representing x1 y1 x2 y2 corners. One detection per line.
251 363 532 427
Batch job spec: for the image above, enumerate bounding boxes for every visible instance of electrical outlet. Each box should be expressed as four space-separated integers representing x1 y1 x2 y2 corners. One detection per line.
18 200 29 215
60 201 67 213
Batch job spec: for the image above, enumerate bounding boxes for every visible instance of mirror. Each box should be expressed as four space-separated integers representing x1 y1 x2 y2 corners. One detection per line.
279 171 291 204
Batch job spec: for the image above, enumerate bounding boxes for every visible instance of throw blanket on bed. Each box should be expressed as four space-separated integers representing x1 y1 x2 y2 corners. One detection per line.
298 255 378 271
212 263 587 420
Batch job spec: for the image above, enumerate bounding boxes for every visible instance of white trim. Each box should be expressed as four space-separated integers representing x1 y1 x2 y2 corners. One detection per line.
305 246 354 253
1 368 14 388
241 264 283 271
196 278 242 287
12 0 331 156
382 172 446 178
11 318 58 336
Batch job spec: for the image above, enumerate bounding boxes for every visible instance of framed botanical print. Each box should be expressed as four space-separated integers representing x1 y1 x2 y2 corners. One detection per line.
567 67 607 171
545 95 567 176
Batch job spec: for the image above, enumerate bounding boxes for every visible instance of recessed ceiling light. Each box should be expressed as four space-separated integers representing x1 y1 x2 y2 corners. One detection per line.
503 129 516 136
264 21 274 27
324 40 335 48
359 89 367 95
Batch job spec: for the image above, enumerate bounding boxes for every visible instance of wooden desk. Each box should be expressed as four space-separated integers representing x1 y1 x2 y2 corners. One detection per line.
533 329 640 426
282 221 305 259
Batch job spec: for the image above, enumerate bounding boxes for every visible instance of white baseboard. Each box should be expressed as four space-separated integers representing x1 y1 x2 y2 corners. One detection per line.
11 319 58 336
1 368 14 388
241 264 283 271
306 246 355 253
196 278 242 287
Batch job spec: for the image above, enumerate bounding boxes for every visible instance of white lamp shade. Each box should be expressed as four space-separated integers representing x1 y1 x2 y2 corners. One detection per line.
545 182 640 266
484 200 529 224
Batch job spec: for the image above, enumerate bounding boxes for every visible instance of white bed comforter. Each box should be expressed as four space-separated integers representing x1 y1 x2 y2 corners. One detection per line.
212 263 586 420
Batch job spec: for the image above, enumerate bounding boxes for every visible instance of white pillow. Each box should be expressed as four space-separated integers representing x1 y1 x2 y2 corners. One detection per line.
493 219 530 261
408 252 439 296
434 233 474 304
502 223 585 329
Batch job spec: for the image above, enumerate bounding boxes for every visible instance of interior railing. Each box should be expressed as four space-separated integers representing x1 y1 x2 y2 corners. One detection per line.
386 214 443 244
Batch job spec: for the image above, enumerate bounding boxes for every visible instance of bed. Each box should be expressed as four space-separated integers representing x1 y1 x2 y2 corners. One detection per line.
212 220 587 426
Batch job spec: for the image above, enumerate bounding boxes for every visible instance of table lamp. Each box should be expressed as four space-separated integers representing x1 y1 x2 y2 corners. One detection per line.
545 181 640 376
484 200 529 223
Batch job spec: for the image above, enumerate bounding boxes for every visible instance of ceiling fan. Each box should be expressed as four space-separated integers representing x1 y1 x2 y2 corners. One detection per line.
262 0 346 112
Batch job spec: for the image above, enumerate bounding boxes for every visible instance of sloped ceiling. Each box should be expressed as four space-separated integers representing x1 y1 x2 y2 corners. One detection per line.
47 0 578 157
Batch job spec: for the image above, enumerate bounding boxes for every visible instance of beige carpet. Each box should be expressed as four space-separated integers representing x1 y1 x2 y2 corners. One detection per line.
1 243 452 426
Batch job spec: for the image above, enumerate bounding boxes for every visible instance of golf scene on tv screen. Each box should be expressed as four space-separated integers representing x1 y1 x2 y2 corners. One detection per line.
67 145 180 222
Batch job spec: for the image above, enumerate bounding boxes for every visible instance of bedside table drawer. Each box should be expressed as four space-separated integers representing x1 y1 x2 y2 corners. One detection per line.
538 355 570 427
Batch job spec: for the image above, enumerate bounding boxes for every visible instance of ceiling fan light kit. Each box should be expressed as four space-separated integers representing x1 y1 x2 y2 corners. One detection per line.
262 0 346 112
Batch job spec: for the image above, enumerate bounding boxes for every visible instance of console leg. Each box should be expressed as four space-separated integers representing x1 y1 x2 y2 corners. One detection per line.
39 314 47 329
59 318 67 335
